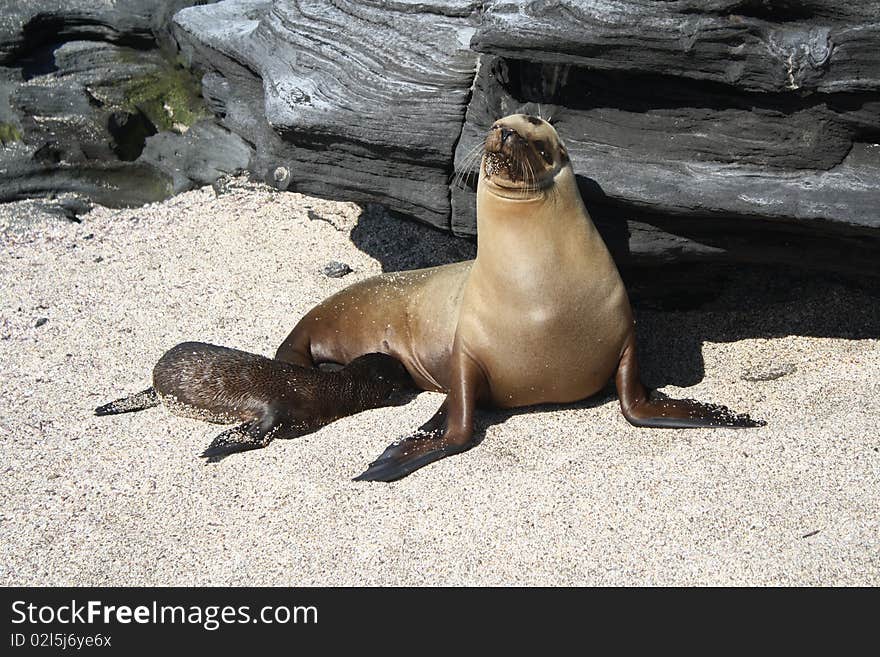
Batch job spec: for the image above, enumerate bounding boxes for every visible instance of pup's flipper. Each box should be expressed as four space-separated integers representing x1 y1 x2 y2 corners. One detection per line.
200 420 279 463
94 388 159 416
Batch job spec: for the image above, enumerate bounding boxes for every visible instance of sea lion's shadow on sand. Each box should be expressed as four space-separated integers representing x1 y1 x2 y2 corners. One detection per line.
351 200 880 393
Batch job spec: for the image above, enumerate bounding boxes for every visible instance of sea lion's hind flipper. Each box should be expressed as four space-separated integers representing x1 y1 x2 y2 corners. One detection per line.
200 419 280 463
614 334 765 429
626 390 766 428
94 388 159 416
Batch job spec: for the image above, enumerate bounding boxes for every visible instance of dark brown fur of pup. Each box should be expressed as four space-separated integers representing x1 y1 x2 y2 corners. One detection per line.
95 342 412 459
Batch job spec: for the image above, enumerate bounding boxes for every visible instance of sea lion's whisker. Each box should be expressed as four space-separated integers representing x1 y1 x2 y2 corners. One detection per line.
452 140 484 187
526 156 536 189
463 141 484 169
453 141 484 188
520 154 536 198
518 157 527 198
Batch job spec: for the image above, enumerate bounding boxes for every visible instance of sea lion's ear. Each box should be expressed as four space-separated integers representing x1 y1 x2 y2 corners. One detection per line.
558 145 569 164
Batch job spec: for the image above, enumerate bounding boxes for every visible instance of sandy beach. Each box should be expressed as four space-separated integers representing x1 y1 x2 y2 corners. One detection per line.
1 178 878 586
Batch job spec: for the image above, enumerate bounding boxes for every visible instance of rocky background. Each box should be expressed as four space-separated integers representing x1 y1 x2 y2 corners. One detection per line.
2 0 878 275
0 0 251 218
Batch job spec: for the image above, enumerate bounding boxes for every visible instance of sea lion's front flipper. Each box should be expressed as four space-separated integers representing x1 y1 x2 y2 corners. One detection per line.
353 402 464 481
200 416 282 463
353 431 473 482
354 349 486 482
615 334 766 429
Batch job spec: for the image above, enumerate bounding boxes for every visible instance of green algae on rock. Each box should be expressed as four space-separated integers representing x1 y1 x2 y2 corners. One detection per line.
0 122 23 145
121 58 208 134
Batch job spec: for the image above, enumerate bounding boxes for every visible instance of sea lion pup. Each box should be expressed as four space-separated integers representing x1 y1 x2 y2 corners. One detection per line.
95 342 412 460
275 113 764 482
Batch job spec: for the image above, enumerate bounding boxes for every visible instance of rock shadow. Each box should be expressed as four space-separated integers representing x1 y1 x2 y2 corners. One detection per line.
350 203 475 272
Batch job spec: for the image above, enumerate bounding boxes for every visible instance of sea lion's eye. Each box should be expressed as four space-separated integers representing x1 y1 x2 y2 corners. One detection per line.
534 141 553 165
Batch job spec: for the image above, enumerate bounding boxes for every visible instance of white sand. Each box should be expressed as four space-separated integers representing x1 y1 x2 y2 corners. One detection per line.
1 178 878 586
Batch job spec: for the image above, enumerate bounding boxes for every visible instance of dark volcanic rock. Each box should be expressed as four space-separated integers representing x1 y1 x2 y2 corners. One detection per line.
452 56 880 267
473 0 880 94
1 40 175 207
451 0 880 273
140 120 252 193
174 0 880 277
0 0 251 214
3 0 880 278
458 2 880 259
174 0 481 230
0 1 199 63
323 261 353 278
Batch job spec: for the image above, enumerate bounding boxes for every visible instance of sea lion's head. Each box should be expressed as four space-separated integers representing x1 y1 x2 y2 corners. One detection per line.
481 114 570 196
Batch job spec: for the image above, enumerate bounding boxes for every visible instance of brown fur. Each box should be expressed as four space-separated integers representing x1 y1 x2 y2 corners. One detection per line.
275 114 762 481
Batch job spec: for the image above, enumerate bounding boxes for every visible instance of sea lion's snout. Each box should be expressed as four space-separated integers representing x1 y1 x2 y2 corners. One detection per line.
483 123 526 183
375 360 413 391
485 123 524 156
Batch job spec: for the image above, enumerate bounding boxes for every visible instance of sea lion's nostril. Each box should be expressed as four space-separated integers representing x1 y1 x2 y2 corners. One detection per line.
500 128 515 145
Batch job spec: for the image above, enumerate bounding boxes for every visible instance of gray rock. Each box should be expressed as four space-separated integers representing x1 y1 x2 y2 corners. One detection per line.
1 40 175 207
473 0 880 93
139 120 253 193
174 0 481 230
742 363 798 382
323 261 353 278
452 55 880 275
0 1 242 214
0 1 203 63
2 0 879 278
174 0 880 277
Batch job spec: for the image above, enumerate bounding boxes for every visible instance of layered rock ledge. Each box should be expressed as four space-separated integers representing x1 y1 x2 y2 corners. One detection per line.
2 1 878 275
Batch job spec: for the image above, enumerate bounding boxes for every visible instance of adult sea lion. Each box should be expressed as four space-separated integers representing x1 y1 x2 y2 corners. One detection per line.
275 113 764 482
95 342 412 460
